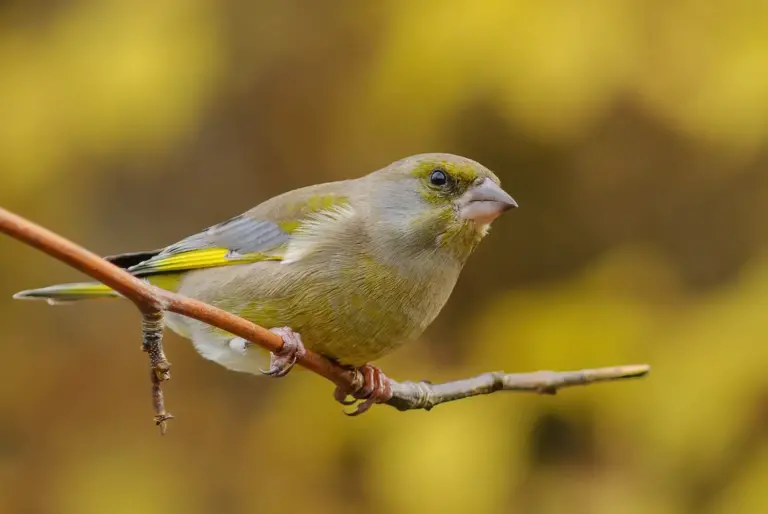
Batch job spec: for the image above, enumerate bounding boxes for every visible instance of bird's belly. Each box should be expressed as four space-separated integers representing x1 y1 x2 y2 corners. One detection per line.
166 294 417 371
288 281 448 366
301 318 413 367
170 257 460 370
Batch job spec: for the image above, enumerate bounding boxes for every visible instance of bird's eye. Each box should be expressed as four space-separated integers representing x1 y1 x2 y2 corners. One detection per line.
429 169 448 186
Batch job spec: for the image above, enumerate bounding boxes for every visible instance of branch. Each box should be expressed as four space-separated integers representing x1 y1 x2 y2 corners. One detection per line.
387 365 650 411
0 207 650 431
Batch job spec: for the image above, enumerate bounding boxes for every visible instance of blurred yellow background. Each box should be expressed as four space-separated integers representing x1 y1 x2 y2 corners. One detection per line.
2 1 768 513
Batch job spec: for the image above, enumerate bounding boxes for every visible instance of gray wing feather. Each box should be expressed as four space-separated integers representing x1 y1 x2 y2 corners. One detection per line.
162 214 290 256
127 214 291 274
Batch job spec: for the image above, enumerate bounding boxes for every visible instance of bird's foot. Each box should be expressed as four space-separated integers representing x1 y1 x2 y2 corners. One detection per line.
333 364 393 416
259 327 307 378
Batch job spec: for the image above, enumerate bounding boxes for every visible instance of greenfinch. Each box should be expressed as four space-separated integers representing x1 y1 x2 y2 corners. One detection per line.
14 153 517 411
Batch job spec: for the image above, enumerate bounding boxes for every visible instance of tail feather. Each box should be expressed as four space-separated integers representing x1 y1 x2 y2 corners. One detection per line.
13 282 120 304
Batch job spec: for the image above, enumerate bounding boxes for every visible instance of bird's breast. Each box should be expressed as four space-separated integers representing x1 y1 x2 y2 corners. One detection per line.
288 251 462 366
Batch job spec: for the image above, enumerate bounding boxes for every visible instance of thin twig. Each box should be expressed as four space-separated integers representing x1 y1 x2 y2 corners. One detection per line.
0 206 650 430
141 311 173 433
387 365 650 411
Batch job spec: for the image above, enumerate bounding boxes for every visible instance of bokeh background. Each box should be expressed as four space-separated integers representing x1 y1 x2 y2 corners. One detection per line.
2 1 768 513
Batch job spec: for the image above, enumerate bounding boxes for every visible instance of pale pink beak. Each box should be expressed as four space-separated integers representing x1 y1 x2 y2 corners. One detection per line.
458 178 517 224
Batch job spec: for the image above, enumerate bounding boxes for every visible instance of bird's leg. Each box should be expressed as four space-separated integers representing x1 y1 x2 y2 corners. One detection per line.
333 364 393 416
259 327 307 378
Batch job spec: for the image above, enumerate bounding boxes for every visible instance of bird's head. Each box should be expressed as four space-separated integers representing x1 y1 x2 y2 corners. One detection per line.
365 153 517 261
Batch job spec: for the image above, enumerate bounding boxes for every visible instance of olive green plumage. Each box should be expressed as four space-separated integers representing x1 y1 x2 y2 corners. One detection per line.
14 153 516 371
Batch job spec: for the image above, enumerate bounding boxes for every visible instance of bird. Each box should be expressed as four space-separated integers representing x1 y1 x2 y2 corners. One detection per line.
14 153 517 414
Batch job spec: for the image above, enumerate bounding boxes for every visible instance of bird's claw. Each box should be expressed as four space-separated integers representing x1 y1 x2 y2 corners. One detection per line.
260 327 306 378
333 364 393 416
333 387 358 406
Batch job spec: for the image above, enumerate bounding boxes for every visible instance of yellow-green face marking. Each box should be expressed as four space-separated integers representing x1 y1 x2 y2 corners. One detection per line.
409 158 500 206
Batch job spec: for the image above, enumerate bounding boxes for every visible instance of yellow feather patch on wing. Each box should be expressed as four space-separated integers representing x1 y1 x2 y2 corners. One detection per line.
146 273 184 292
131 248 282 275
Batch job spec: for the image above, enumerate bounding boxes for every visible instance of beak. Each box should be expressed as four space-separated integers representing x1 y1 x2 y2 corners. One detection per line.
458 178 518 224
